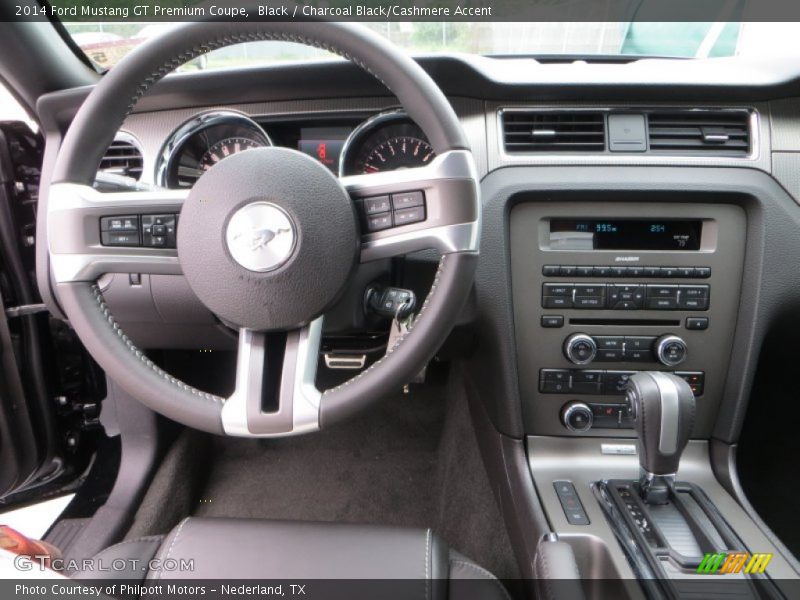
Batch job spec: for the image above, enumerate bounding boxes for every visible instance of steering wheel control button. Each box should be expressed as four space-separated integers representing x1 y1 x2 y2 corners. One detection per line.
142 214 178 248
655 335 688 367
394 205 426 226
391 191 424 209
357 190 427 233
561 402 594 433
564 333 597 365
225 202 296 273
100 231 140 247
101 215 139 232
362 195 391 215
100 215 141 246
366 213 393 232
179 147 358 331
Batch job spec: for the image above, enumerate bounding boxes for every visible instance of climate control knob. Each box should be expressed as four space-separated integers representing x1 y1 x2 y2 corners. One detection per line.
655 335 688 367
563 333 597 365
562 402 594 432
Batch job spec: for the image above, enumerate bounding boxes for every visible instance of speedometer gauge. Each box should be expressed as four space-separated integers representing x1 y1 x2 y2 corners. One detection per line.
200 137 264 172
339 111 435 176
157 111 271 188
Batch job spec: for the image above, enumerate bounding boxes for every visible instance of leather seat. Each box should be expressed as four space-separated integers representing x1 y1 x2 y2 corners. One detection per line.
80 517 510 600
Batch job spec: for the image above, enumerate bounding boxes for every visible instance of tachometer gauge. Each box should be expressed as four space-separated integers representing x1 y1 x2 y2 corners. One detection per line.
340 111 435 176
157 111 271 188
360 135 434 173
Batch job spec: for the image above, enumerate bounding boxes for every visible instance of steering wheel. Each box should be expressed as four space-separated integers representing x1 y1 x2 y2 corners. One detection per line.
47 22 480 437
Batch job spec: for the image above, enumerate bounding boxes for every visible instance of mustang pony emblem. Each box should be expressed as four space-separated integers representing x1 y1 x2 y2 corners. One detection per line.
234 226 291 251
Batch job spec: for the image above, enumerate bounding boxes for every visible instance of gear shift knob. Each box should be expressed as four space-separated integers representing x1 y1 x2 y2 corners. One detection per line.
625 372 696 503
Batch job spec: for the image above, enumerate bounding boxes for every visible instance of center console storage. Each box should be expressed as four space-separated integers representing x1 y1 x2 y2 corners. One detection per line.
509 199 746 438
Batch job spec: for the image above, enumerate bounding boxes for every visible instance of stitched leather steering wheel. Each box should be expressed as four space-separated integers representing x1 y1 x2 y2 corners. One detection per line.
47 22 480 436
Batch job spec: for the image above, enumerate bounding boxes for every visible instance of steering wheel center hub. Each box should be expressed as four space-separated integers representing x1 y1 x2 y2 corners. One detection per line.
177 147 358 331
225 202 296 272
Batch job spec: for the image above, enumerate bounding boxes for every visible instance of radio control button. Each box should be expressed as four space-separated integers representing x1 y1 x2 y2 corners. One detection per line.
595 336 624 350
559 266 577 276
541 315 565 328
543 297 573 309
647 285 680 298
543 283 573 297
661 267 679 278
647 297 678 310
644 267 661 278
680 285 709 298
564 334 597 365
596 349 624 362
593 266 611 277
576 266 594 277
625 336 657 351
679 297 709 310
575 297 604 308
685 317 709 330
677 267 695 278
574 284 605 297
543 265 560 277
694 267 711 278
655 335 688 367
610 266 629 277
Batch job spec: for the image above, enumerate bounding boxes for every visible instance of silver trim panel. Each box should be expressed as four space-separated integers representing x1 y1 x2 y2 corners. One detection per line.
48 183 187 283
221 318 323 437
489 105 767 173
343 150 481 261
527 436 800 581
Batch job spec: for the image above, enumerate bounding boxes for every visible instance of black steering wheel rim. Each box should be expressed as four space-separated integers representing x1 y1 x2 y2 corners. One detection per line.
49 22 480 436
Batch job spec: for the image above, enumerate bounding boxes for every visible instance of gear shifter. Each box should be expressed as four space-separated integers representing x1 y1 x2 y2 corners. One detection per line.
625 372 696 504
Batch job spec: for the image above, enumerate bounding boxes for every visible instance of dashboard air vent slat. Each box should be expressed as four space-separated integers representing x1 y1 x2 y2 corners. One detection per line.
646 111 751 156
99 138 144 180
502 111 606 153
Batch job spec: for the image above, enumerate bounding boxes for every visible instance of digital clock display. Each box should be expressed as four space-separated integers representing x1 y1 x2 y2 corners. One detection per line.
548 219 702 251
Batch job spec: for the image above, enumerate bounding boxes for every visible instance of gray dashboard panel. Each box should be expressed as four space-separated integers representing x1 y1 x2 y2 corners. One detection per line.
509 201 745 439
474 166 800 445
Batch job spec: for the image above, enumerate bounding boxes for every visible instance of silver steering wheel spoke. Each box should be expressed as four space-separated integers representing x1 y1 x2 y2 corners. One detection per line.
342 150 480 261
221 317 323 437
48 182 187 283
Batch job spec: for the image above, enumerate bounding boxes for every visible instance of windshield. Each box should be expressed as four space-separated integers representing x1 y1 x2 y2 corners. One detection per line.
64 22 800 71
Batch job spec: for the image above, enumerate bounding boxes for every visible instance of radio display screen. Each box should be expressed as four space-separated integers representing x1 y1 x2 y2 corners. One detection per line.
548 219 702 251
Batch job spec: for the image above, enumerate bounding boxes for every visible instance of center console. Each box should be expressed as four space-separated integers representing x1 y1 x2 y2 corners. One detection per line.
507 196 800 596
509 200 746 438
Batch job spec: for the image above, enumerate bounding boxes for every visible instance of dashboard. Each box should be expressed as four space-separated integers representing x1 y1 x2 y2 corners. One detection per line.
34 54 800 452
154 108 435 188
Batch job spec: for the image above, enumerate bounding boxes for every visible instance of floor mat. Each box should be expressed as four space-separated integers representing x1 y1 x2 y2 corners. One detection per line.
192 379 519 579
195 388 444 528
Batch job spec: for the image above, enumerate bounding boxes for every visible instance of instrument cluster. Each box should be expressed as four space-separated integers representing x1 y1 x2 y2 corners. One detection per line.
157 109 434 189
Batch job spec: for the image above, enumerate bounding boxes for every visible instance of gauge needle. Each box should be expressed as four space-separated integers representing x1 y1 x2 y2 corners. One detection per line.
178 166 204 179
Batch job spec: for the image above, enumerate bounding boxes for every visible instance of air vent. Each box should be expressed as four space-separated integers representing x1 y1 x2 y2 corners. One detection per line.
99 136 143 180
502 111 606 153
647 111 751 156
